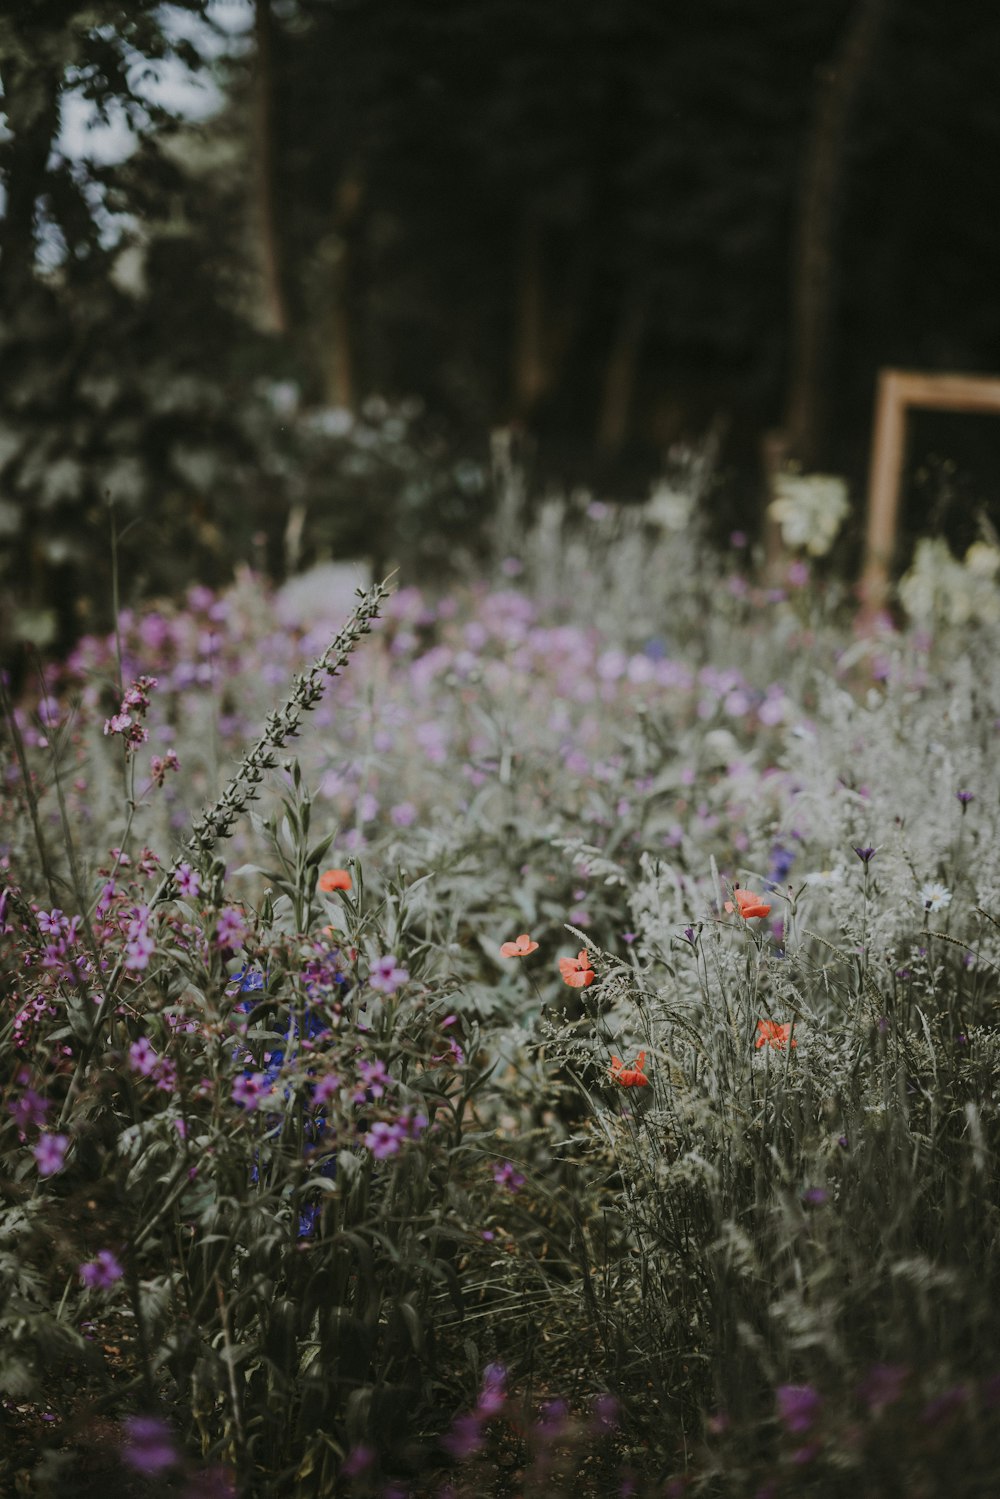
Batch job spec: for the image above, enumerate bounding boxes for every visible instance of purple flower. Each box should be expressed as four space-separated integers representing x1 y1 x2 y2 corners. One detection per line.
8 1088 49 1131
79 1250 125 1290
956 790 975 807
215 907 248 951
802 1187 829 1207
124 929 156 971
312 1073 341 1107
492 1161 526 1193
853 845 877 865
33 1132 69 1176
776 1383 822 1435
768 844 796 885
175 863 201 898
121 1415 178 1475
368 954 410 995
128 1037 159 1076
232 1073 268 1110
477 1363 506 1416
364 1120 407 1160
340 1445 375 1478
355 1057 393 1099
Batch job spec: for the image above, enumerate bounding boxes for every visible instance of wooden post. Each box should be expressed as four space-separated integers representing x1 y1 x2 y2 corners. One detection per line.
859 369 1000 616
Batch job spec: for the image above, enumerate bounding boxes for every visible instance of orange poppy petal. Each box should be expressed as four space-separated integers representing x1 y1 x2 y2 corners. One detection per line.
319 868 352 892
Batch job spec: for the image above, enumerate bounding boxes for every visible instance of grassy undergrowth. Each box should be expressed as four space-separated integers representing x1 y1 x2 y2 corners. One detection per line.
3 506 1000 1496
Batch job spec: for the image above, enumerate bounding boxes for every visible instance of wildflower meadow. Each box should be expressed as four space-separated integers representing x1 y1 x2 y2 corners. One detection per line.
4 498 1000 1498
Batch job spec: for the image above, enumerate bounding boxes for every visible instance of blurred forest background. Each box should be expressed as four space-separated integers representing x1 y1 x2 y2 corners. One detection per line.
2 0 1000 657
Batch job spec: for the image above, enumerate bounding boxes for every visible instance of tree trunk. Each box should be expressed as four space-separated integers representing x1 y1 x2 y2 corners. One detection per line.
325 171 363 410
596 292 647 453
511 209 548 418
253 0 289 335
784 0 890 469
0 41 62 311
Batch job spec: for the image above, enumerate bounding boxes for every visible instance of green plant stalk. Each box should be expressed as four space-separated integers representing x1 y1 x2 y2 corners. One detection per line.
55 578 392 1131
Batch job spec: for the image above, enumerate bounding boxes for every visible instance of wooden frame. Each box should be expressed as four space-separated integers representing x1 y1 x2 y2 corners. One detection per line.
860 369 1000 612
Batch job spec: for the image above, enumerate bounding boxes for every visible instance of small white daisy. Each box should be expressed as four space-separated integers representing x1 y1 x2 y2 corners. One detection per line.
919 881 952 913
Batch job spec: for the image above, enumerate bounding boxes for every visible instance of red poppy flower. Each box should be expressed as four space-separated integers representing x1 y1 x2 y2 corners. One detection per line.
610 1051 650 1087
755 1019 797 1050
725 887 771 919
500 933 539 958
319 868 352 892
559 949 595 988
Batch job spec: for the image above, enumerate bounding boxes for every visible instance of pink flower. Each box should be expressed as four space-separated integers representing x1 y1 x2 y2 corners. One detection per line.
128 1037 159 1076
368 954 409 995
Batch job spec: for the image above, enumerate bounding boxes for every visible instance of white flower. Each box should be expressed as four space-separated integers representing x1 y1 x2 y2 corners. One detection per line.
919 881 952 913
768 473 850 557
645 482 694 532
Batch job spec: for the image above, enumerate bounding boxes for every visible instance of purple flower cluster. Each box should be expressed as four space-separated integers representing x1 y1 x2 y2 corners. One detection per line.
124 905 155 972
35 907 87 985
215 906 249 952
127 1036 177 1092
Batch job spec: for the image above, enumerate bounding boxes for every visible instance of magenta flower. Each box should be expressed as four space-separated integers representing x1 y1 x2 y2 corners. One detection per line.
33 1132 69 1176
79 1250 125 1289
